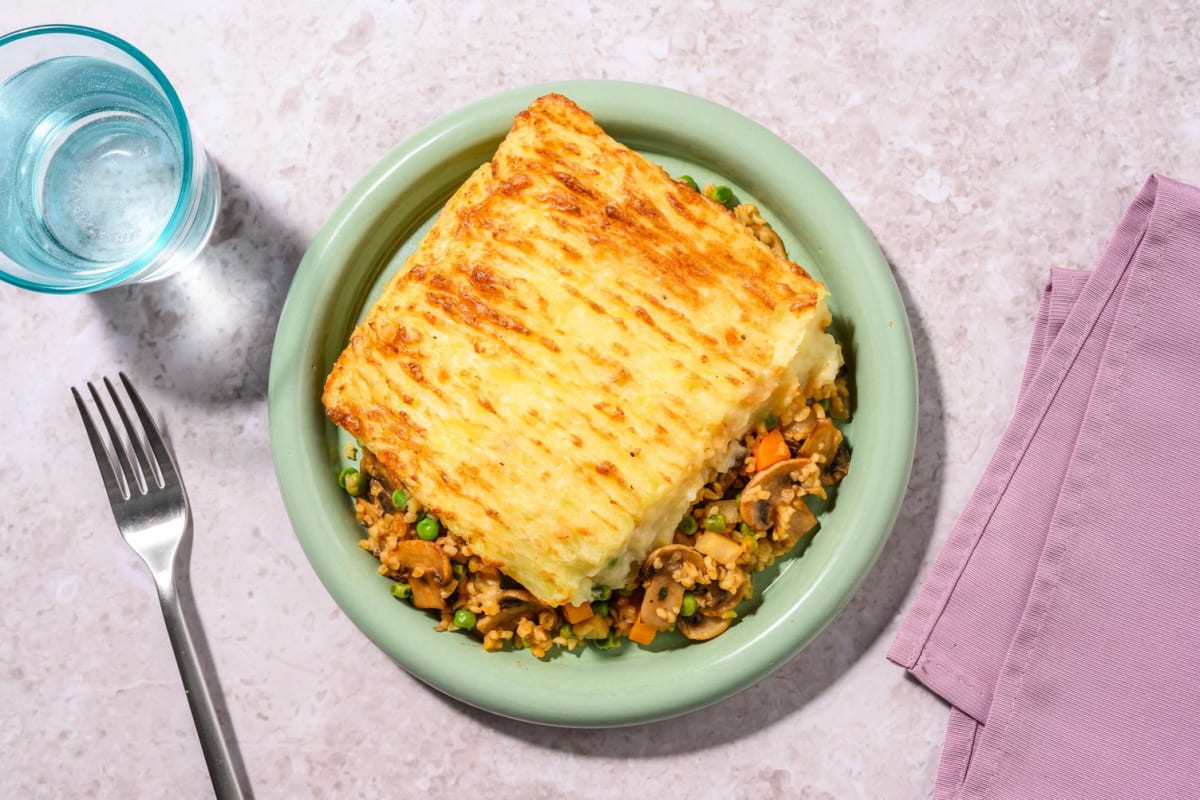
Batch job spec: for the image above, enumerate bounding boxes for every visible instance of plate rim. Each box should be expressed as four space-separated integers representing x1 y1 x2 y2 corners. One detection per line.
268 79 917 727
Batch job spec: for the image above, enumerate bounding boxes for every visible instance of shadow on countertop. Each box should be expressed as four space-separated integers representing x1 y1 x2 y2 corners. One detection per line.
441 255 945 757
89 161 308 406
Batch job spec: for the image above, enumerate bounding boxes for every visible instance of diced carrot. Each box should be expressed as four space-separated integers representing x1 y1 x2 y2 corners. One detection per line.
563 602 593 624
629 620 658 646
754 428 790 472
799 418 842 461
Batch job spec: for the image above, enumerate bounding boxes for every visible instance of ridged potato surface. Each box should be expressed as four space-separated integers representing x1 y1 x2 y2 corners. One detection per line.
323 94 839 605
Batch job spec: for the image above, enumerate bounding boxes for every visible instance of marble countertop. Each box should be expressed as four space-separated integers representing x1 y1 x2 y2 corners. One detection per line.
2 1 1196 798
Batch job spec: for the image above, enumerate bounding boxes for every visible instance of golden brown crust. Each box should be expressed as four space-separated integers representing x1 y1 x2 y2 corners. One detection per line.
322 93 836 605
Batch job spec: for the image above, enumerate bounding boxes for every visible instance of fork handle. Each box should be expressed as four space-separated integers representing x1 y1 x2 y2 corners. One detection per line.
156 575 249 800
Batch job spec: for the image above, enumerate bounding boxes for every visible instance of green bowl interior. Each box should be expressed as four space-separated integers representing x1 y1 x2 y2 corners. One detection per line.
268 80 917 727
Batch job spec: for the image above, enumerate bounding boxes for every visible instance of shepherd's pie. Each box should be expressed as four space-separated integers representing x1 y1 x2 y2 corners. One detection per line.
323 94 843 614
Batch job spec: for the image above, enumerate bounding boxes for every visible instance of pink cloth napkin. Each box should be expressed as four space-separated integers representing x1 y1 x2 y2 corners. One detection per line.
888 175 1200 799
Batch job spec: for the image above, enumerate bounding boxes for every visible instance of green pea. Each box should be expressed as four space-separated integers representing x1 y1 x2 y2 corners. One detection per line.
391 582 412 600
739 522 753 537
678 515 699 535
592 585 612 602
678 175 699 192
337 466 357 488
680 592 698 618
416 515 440 541
591 632 621 651
343 470 365 497
391 488 409 510
709 185 735 207
452 608 477 629
451 562 465 580
593 601 610 618
704 512 727 532
764 413 780 430
558 623 576 639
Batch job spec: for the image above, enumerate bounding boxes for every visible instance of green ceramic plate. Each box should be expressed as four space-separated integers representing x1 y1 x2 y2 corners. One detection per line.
268 80 916 727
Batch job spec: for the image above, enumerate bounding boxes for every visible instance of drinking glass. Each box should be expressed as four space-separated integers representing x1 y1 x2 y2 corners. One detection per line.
0 25 220 293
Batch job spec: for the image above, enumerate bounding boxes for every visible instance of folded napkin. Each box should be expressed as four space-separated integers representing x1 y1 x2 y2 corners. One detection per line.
889 175 1200 799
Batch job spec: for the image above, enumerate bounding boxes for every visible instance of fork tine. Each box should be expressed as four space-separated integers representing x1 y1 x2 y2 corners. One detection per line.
72 386 128 502
119 372 180 488
104 376 162 490
88 381 143 496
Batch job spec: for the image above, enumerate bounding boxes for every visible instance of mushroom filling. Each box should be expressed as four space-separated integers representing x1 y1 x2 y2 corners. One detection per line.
347 381 850 657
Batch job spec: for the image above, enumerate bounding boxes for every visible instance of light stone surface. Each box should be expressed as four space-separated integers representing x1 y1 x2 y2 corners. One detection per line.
2 1 1197 798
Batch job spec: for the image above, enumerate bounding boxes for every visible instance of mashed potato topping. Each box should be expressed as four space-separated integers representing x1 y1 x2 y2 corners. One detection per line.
324 94 850 654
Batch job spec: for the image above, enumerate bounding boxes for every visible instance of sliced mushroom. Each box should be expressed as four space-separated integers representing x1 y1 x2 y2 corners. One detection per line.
677 612 732 641
409 582 444 610
739 457 821 550
822 442 851 486
389 540 452 610
476 603 540 634
475 604 542 633
638 545 707 631
798 418 843 464
740 485 775 530
463 565 502 597
740 458 809 529
772 500 817 551
784 409 817 442
476 589 542 634
697 580 748 617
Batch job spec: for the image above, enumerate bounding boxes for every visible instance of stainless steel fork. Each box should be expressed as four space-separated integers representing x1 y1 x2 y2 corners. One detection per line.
73 373 248 800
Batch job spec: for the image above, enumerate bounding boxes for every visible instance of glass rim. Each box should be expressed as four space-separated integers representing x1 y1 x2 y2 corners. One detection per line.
0 24 200 293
